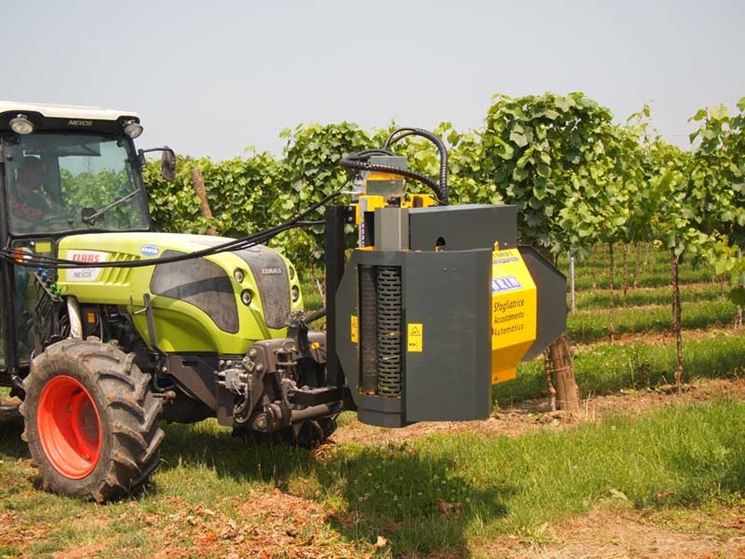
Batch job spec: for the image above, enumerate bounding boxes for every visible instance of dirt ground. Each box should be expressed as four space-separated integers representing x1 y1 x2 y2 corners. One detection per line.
575 325 743 347
6 488 742 559
477 504 745 559
333 377 745 446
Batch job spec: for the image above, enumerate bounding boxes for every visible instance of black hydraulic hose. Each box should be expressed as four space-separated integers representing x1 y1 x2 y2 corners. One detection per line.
1 187 345 270
3 220 296 269
290 402 342 423
302 307 326 323
384 127 449 205
338 156 443 202
347 148 394 158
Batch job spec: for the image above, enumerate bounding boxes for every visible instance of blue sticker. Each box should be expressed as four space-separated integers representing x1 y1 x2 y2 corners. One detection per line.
140 244 159 257
491 275 522 293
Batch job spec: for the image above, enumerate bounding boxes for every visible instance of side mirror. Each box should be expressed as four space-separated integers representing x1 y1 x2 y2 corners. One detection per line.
161 147 177 181
138 146 178 181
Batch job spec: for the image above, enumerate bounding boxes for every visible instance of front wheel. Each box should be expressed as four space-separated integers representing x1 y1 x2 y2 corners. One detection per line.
20 338 164 501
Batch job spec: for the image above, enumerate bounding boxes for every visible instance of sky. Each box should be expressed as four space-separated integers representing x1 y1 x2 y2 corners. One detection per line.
3 0 744 160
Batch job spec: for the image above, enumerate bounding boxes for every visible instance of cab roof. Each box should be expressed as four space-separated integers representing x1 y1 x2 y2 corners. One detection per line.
0 101 139 122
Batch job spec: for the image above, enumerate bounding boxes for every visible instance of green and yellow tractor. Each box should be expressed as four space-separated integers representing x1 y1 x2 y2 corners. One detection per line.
0 102 566 501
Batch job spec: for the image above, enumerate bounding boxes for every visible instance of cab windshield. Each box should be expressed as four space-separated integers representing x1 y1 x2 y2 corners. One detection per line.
3 132 150 235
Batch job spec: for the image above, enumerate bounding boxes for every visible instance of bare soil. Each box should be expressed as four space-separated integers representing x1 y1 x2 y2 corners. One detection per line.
478 504 745 559
575 325 743 347
134 491 368 559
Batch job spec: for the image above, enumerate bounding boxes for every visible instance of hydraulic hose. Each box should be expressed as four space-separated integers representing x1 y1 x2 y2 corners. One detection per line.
384 127 449 205
338 127 450 204
0 187 345 270
338 155 443 202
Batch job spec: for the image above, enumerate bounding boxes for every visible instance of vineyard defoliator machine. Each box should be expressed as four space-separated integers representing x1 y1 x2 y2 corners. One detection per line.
0 102 566 501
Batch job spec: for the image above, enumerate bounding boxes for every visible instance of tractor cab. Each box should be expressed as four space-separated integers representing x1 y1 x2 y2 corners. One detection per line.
3 131 151 235
0 102 172 377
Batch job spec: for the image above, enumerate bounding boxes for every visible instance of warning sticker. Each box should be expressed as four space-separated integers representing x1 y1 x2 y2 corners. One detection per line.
407 323 423 352
350 315 359 344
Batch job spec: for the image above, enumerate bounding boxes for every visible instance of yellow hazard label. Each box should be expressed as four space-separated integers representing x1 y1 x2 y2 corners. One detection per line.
407 323 423 352
350 315 359 344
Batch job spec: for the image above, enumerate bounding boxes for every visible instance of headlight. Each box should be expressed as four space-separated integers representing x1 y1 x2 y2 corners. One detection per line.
240 289 253 306
233 268 245 283
291 285 300 302
10 114 34 135
123 119 143 139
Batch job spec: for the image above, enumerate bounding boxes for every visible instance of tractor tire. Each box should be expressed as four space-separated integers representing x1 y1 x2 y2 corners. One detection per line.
19 337 164 502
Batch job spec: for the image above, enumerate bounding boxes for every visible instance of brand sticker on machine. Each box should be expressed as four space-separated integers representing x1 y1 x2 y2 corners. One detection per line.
350 315 359 344
407 323 423 352
261 267 283 275
65 250 108 282
140 244 159 257
491 275 522 293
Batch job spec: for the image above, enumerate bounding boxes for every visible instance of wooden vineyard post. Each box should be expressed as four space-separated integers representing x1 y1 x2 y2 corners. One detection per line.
569 250 576 313
544 334 580 412
608 242 616 340
622 244 629 304
671 250 683 390
736 248 743 330
191 168 217 236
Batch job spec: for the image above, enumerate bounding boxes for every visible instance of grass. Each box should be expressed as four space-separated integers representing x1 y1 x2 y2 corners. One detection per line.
574 283 726 310
571 268 719 290
1 399 743 557
494 330 745 405
306 399 745 555
568 299 737 343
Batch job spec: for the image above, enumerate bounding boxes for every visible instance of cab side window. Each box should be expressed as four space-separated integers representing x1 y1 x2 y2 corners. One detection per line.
7 156 54 234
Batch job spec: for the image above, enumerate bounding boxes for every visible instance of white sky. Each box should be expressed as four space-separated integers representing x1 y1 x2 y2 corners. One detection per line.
3 0 744 159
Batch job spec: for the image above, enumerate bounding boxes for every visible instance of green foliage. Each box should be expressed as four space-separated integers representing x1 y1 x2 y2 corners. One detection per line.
143 151 281 237
274 122 376 263
141 92 745 281
685 99 745 296
60 168 145 229
481 92 626 255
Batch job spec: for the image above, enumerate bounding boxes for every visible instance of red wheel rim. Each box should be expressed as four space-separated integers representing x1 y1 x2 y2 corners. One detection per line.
37 375 102 479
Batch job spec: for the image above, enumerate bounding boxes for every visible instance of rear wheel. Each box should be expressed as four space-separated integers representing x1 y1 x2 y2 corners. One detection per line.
20 338 164 501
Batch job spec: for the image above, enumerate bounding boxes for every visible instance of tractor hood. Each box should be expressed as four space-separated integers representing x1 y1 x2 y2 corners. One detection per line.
54 232 303 354
58 231 257 259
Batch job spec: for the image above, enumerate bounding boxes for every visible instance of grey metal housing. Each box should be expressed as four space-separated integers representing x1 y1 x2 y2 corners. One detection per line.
334 203 567 428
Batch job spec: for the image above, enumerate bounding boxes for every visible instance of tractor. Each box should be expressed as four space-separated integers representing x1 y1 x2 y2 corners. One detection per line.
0 102 566 501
